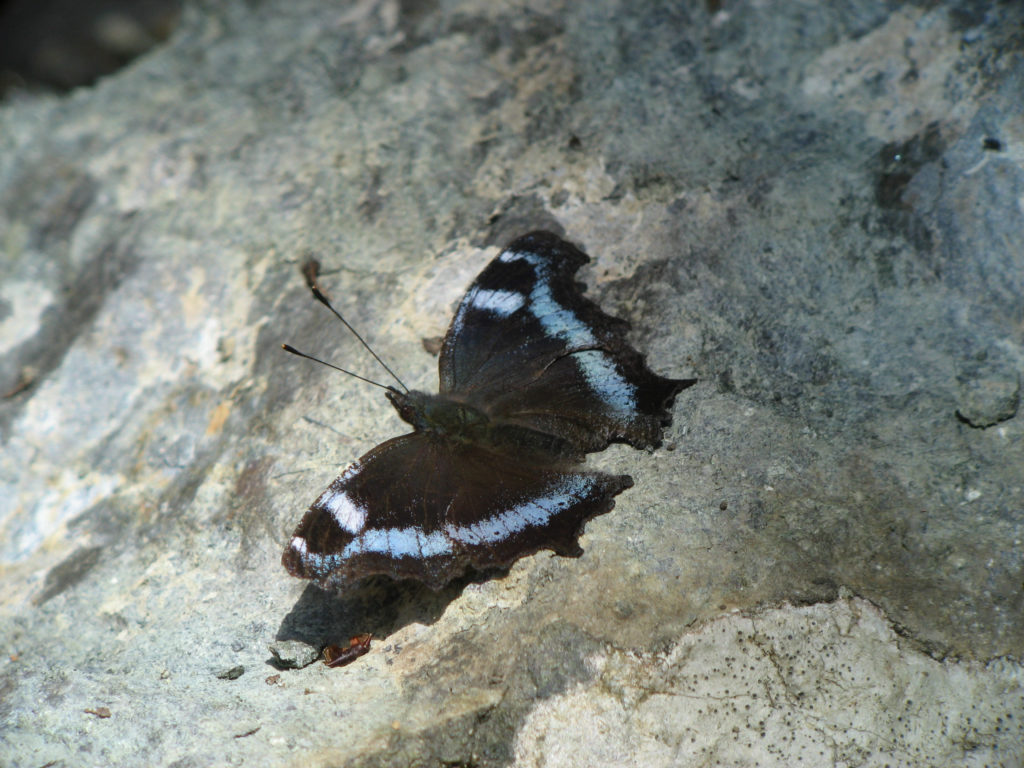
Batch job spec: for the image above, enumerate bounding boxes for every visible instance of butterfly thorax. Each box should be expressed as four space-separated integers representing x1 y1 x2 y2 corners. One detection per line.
385 387 581 464
386 388 489 442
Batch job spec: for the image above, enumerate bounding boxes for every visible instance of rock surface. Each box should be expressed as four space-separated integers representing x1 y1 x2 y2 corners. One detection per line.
1 1 1022 766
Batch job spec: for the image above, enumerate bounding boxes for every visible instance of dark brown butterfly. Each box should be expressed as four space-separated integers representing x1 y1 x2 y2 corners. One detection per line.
283 231 694 590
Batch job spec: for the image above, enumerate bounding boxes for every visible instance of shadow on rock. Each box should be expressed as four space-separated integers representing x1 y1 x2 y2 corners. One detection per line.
271 569 506 667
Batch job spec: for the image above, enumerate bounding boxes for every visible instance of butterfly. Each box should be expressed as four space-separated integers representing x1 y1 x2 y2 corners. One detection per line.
283 231 695 591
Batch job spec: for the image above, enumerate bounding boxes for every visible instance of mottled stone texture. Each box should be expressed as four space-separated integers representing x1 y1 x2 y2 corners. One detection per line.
1 1 1022 766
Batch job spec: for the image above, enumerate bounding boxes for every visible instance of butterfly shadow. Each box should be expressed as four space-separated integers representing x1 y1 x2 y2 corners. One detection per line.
273 569 505 654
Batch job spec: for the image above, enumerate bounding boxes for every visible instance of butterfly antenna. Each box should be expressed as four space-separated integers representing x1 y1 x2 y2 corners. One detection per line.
281 345 394 391
298 258 409 392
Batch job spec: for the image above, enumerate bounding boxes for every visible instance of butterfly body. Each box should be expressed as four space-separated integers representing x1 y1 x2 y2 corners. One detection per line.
387 389 489 445
387 388 582 463
283 231 695 591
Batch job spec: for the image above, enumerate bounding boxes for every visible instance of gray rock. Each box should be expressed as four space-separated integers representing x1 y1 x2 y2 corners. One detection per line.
216 665 245 680
1 1 1022 766
956 358 1020 428
268 639 320 670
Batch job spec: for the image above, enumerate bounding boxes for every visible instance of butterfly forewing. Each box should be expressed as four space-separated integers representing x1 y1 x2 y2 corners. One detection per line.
440 231 694 452
283 433 632 590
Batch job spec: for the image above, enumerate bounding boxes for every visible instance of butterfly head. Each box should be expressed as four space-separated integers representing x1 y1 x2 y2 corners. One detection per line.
385 387 425 429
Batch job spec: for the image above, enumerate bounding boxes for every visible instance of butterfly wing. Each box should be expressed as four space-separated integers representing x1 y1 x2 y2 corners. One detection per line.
440 231 694 453
282 432 632 591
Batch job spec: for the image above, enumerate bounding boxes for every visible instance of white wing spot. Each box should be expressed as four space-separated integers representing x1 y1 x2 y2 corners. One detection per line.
529 278 599 347
498 249 536 264
345 527 453 559
574 349 638 413
446 476 596 545
291 537 344 577
469 288 525 317
323 490 367 533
